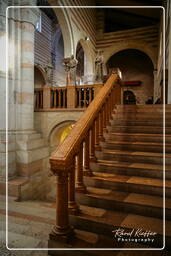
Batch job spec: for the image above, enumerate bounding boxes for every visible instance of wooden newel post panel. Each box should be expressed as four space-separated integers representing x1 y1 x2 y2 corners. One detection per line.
43 87 51 109
67 86 76 108
49 168 74 243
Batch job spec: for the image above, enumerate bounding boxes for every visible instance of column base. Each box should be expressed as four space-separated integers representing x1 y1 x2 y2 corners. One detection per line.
68 201 79 215
95 145 101 151
90 156 97 163
83 168 93 177
75 183 87 193
49 225 74 244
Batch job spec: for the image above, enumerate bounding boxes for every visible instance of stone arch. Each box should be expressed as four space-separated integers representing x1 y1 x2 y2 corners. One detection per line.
104 41 157 69
48 1 73 57
75 39 94 84
48 120 76 152
34 65 47 87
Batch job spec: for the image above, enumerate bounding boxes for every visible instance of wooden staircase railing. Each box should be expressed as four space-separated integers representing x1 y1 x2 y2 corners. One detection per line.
49 74 121 242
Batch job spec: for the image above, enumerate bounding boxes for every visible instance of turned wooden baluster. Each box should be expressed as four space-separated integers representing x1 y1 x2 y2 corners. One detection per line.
90 122 97 162
84 131 93 176
76 143 86 192
106 97 110 125
99 109 105 142
84 88 87 107
79 89 82 108
95 115 101 150
105 101 109 130
103 102 106 130
63 89 66 108
50 170 73 242
109 91 113 119
54 90 57 108
59 90 61 108
68 158 79 214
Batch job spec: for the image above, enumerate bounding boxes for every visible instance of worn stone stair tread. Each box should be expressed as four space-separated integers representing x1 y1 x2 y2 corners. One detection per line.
109 125 164 128
108 132 170 137
99 149 169 157
90 172 171 188
8 177 29 186
72 204 171 237
103 141 167 146
84 186 171 209
97 159 166 170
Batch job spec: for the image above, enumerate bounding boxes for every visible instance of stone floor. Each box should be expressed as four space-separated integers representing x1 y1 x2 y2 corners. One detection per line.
0 195 170 256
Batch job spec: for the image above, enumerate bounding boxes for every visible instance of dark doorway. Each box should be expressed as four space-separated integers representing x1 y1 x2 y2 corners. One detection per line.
123 90 136 104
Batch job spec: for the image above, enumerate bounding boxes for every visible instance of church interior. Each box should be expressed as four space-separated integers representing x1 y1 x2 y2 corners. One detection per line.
0 0 171 255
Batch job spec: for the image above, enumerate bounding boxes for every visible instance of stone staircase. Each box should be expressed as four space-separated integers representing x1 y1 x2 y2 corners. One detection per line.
69 105 171 250
1 105 171 255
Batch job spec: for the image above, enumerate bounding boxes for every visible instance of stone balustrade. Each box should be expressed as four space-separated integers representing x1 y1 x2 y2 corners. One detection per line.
48 74 121 243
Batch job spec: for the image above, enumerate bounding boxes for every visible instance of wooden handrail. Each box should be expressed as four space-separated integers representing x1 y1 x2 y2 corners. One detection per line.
49 74 121 241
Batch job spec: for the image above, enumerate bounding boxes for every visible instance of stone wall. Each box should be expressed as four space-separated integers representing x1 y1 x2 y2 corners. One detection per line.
34 110 84 142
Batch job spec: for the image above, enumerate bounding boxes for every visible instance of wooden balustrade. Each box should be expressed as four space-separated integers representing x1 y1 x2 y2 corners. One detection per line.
76 86 94 108
50 87 67 108
49 74 121 242
34 84 103 111
34 88 43 109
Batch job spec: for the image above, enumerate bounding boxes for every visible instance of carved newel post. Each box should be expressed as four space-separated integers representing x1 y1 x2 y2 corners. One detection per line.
49 164 74 243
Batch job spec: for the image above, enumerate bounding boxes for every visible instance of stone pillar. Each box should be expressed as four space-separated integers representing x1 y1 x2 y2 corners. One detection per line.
8 5 39 131
0 0 9 181
0 2 50 201
168 6 171 103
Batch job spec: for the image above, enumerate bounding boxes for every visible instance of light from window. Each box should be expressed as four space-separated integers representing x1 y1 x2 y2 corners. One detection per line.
36 14 42 33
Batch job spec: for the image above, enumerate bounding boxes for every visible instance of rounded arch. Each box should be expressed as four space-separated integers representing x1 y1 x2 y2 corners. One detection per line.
123 90 136 105
104 41 157 69
48 120 76 152
34 65 47 87
48 1 73 57
75 39 94 83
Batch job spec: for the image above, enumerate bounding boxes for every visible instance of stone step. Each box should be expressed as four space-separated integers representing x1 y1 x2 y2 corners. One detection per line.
76 187 171 220
16 132 42 141
16 146 49 164
84 173 171 197
96 149 171 165
91 160 171 179
110 120 170 127
0 177 29 198
104 132 171 143
101 141 171 153
113 112 163 117
108 125 171 134
70 204 171 248
115 105 171 111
